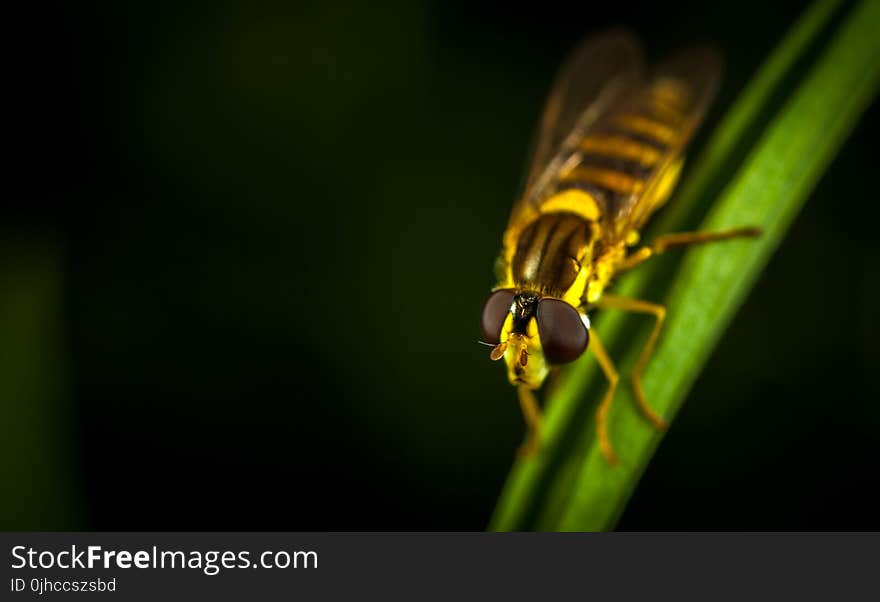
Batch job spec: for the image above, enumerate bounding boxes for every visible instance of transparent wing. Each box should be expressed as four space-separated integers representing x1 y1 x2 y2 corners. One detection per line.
613 45 723 233
515 30 645 218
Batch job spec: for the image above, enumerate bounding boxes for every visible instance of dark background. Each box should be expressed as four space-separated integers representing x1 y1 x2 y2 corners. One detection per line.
3 0 877 530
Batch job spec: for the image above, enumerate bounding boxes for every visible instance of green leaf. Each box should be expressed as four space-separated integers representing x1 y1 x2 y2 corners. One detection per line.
490 0 879 532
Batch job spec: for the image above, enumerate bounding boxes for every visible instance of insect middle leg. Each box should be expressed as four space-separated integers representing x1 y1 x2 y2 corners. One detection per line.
588 328 620 465
595 294 669 431
618 226 762 272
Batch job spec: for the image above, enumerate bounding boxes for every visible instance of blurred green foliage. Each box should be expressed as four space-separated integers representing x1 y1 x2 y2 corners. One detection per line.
1 235 82 529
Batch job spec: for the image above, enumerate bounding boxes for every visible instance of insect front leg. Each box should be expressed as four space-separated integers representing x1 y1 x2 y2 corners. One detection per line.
543 365 570 399
618 226 762 272
516 385 543 458
595 294 669 431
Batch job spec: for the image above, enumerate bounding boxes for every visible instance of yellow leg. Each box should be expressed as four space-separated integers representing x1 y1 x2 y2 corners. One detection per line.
618 226 762 272
544 366 566 399
588 329 620 465
516 385 542 457
596 294 668 431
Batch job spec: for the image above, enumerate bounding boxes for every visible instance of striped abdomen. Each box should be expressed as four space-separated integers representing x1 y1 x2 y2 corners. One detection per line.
557 79 690 229
510 212 594 298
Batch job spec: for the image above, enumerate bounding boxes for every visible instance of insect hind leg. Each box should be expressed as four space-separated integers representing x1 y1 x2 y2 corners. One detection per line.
618 226 762 272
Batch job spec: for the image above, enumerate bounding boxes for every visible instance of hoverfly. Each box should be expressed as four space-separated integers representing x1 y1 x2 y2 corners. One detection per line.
481 31 760 463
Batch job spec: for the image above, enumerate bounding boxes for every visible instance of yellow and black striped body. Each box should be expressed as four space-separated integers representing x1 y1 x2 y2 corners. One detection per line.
499 78 691 308
491 79 693 389
510 213 595 299
557 78 691 240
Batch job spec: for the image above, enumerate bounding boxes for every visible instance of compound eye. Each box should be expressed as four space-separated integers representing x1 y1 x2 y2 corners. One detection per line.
536 298 589 364
480 289 516 344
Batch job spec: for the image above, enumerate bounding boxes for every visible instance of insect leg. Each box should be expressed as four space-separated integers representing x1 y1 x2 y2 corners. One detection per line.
543 366 567 399
618 226 762 272
516 385 542 457
595 294 669 430
587 329 620 465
